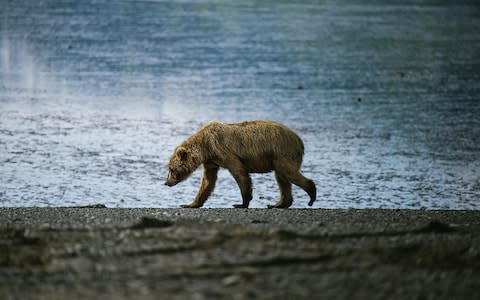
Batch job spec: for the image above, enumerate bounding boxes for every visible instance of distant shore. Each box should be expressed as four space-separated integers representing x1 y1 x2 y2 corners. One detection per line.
1 207 479 299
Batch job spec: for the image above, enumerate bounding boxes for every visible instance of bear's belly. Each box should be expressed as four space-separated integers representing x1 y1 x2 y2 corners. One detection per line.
210 156 274 174
242 158 274 173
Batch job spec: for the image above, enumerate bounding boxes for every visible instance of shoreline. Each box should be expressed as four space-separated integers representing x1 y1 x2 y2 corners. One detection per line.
1 207 479 299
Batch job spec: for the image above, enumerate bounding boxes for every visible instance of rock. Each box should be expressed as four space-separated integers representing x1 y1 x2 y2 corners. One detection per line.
129 217 174 230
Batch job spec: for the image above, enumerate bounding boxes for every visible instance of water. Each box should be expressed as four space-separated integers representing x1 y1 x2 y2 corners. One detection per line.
1 0 479 209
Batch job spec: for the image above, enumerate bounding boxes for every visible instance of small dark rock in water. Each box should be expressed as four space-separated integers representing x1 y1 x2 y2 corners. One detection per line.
297 85 304 90
130 217 174 230
357 97 362 102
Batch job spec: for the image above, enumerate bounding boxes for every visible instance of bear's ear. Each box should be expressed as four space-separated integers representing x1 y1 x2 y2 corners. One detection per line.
176 147 188 161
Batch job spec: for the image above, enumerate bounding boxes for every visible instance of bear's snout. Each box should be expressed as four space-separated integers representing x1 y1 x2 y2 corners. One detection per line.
164 179 178 187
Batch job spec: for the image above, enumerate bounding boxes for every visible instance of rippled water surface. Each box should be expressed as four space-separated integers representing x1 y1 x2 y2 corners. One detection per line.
1 0 479 209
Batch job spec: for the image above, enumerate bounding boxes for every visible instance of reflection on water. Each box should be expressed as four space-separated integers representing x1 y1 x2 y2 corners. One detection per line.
1 0 479 209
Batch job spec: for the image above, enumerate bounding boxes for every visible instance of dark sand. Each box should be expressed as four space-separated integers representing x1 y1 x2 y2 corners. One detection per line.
1 208 479 299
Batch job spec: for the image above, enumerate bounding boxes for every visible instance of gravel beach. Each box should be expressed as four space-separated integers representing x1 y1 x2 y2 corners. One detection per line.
1 207 479 299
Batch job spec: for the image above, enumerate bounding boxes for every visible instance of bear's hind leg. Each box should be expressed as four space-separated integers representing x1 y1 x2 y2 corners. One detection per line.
289 172 316 206
276 159 317 207
267 172 293 209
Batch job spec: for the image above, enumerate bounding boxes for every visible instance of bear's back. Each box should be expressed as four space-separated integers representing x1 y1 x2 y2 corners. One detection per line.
202 120 304 163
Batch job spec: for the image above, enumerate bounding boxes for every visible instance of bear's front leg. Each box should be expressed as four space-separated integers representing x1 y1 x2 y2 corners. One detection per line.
228 168 253 208
181 164 219 208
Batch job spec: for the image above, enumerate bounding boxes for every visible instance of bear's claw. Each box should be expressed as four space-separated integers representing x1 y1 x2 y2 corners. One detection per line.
181 204 200 208
233 204 248 208
267 204 290 209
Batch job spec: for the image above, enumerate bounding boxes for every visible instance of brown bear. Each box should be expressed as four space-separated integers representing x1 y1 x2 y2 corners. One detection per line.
165 120 316 208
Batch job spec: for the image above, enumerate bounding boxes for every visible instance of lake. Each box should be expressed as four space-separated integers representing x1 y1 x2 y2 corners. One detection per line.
1 0 479 209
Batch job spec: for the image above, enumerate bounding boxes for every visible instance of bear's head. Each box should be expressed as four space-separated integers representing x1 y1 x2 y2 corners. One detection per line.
165 146 197 187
